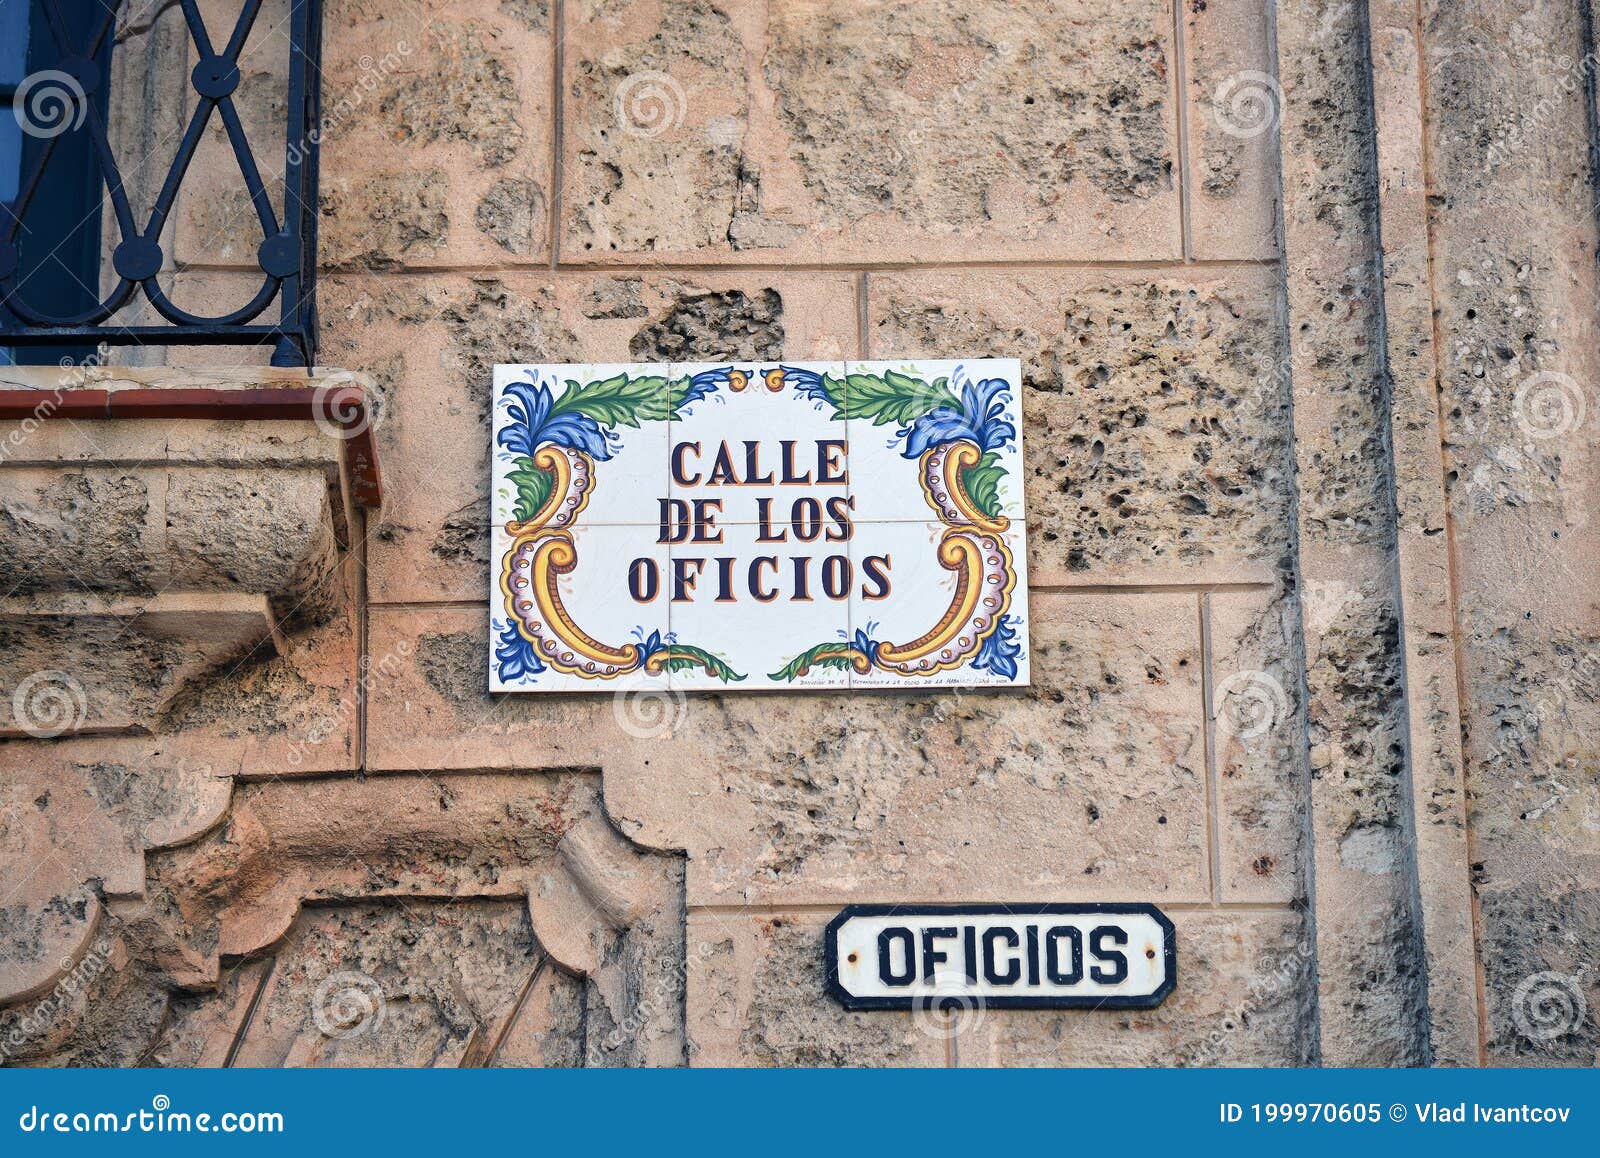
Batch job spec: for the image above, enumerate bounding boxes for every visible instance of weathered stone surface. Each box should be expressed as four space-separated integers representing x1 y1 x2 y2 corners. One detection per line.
1364 0 1480 1066
0 888 105 1016
673 591 1209 903
228 901 553 1067
700 911 1308 1068
1209 588 1304 904
167 0 291 268
321 169 452 269
0 922 164 1067
0 369 361 756
686 911 944 1066
1479 885 1599 1064
0 466 335 601
1183 0 1279 258
473 177 549 259
630 287 785 361
964 911 1311 1065
0 748 231 1010
563 0 1181 264
0 470 157 595
0 903 583 1068
0 595 284 740
868 269 1292 585
490 959 586 1068
144 959 274 1067
1418 0 1600 1066
1 772 685 1067
366 606 620 771
368 594 1212 907
1273 0 1433 1068
154 560 361 773
321 271 856 604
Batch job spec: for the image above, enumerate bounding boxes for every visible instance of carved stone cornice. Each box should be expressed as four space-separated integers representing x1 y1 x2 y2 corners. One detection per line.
0 366 378 739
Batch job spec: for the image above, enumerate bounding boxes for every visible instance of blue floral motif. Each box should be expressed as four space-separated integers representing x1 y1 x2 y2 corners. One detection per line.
679 368 732 408
632 625 676 659
781 365 832 407
497 376 619 461
840 621 882 665
971 613 1022 680
495 617 546 682
898 372 1017 459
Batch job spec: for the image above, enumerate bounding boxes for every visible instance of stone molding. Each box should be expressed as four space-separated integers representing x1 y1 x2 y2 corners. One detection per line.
0 771 686 1067
0 367 377 739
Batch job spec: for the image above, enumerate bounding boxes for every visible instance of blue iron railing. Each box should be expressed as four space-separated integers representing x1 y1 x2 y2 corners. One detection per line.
0 0 322 367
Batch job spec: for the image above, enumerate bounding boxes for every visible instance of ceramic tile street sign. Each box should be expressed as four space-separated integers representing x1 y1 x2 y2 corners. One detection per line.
491 359 1029 692
824 904 1176 1010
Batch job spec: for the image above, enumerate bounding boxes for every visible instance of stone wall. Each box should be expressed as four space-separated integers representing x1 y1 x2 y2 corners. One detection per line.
1 0 1596 1067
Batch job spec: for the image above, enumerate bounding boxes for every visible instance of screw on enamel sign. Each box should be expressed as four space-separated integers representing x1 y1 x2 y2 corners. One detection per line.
824 904 1176 1010
490 359 1028 692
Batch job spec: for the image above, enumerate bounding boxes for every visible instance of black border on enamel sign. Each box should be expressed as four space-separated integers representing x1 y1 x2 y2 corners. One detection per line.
823 902 1177 1011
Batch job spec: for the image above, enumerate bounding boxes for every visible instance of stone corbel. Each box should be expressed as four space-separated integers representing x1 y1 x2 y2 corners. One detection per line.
0 366 381 739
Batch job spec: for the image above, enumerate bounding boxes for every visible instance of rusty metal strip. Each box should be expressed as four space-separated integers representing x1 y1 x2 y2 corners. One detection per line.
0 385 382 507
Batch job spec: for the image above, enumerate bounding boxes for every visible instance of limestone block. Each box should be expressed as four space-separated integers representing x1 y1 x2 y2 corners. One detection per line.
0 523 360 776
664 591 1210 905
1209 588 1304 903
1417 0 1600 1066
685 910 945 1066
1270 0 1452 1065
0 749 231 1008
364 604 639 773
153 557 362 774
959 910 1310 1065
0 466 335 599
0 594 284 739
1 903 579 1068
562 0 1181 264
1365 0 1479 1066
867 268 1291 585
0 468 161 595
0 598 358 763
1183 0 1279 258
316 0 555 269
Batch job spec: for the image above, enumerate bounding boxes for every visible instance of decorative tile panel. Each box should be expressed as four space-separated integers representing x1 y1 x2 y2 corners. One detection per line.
490 360 1029 692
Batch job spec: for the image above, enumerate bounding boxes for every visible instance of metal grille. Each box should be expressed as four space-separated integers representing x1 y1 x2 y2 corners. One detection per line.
0 0 322 366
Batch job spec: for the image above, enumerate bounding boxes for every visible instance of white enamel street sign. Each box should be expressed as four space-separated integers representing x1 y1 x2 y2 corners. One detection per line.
490 359 1030 692
825 904 1176 1010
